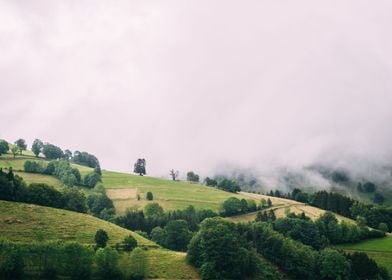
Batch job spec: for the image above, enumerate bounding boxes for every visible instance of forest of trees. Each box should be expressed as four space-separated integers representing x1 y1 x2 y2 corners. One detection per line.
187 217 389 280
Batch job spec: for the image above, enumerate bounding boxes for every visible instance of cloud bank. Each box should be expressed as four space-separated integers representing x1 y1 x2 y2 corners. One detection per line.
1 1 392 186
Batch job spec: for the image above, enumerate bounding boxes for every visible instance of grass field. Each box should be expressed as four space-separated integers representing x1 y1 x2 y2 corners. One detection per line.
0 200 200 279
0 200 153 247
336 235 392 274
102 170 260 213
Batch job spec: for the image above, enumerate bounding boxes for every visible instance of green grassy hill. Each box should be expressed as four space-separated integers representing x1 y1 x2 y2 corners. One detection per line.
102 170 259 213
0 200 199 279
0 153 259 214
335 235 392 274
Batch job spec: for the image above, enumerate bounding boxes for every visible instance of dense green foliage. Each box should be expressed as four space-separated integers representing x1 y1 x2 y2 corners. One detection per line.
146 191 153 200
95 247 121 279
84 171 102 188
186 171 200 183
115 204 217 235
122 235 138 252
72 150 100 169
42 143 64 160
31 139 43 157
221 197 258 216
87 191 115 220
0 139 9 156
0 238 24 279
217 178 241 193
187 218 258 280
273 212 384 249
204 177 217 187
95 229 109 248
151 220 192 251
14 139 27 154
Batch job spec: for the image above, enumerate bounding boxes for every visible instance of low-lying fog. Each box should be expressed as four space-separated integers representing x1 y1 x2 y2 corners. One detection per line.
1 1 392 190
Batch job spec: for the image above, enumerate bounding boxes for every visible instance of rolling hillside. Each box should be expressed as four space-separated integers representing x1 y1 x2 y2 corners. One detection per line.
102 170 260 213
0 153 260 214
0 200 199 279
229 192 356 223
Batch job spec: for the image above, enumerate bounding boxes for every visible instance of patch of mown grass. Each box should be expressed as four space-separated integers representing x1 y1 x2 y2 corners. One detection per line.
336 236 392 274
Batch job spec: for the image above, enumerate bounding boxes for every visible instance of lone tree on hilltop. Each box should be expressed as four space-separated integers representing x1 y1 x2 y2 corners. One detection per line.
14 139 27 155
170 169 179 181
32 139 43 157
134 158 146 176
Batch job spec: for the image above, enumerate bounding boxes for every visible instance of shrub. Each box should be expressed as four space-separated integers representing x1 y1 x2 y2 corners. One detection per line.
127 248 146 280
122 235 137 252
146 191 153 200
84 172 102 188
0 238 24 279
95 247 121 279
95 229 109 248
24 161 45 173
62 242 94 280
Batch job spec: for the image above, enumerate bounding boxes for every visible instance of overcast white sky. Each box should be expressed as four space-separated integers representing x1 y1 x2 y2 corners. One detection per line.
1 1 392 179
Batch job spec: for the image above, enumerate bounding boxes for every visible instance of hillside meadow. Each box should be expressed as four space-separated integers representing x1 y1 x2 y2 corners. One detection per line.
0 200 199 279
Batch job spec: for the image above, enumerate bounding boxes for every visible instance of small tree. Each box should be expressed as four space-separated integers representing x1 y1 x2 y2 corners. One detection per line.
146 192 153 201
187 171 200 183
123 235 138 252
133 159 146 176
11 146 19 158
32 139 43 157
14 139 27 155
378 223 389 233
95 229 109 248
169 169 179 181
62 242 94 280
0 140 9 156
95 247 121 279
128 248 146 280
144 203 164 218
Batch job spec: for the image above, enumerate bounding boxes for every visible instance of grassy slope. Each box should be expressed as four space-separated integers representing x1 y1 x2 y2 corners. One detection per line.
1 154 259 213
0 200 153 246
101 170 259 213
336 236 392 274
229 192 356 223
0 200 199 279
